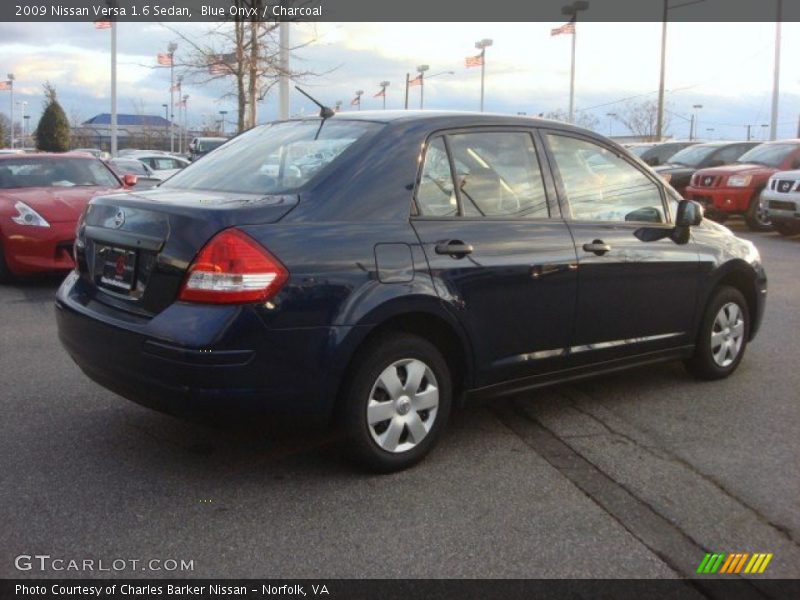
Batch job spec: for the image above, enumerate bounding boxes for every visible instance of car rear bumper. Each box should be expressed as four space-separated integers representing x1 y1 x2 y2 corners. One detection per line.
684 187 752 215
2 220 76 275
55 271 351 420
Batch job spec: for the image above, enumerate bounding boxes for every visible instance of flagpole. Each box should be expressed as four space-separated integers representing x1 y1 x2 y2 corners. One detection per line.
8 74 14 149
110 21 117 157
404 73 410 110
568 22 576 123
167 42 177 153
480 49 485 112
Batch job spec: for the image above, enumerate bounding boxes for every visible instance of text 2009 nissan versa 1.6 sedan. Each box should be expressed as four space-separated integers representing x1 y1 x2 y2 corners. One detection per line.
56 111 766 472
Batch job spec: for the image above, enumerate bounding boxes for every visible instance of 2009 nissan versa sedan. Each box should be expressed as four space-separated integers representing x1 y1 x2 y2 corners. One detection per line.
56 111 767 472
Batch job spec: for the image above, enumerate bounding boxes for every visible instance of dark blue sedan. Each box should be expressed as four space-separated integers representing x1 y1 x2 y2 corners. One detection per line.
56 111 766 471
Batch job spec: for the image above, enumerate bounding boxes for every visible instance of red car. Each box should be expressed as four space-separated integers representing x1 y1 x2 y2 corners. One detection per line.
684 140 800 231
0 154 134 281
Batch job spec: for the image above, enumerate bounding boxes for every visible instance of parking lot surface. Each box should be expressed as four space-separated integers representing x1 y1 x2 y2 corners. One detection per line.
1 222 798 579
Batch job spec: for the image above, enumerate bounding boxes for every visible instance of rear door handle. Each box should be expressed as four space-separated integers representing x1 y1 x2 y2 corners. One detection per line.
435 240 473 258
582 240 611 256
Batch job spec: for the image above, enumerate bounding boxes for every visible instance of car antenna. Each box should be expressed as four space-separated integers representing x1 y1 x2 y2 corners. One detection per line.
295 86 335 119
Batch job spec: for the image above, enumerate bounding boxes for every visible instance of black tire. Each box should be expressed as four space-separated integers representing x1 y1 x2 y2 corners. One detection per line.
0 242 12 284
340 332 452 472
684 286 749 380
774 221 800 237
745 193 772 231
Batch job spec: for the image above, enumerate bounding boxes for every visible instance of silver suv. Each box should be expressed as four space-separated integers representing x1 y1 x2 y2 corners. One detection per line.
761 170 800 236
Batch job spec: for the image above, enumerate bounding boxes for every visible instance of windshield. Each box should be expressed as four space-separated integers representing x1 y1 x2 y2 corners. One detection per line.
195 139 227 153
166 120 381 194
628 145 655 157
737 143 799 168
667 145 719 167
0 157 119 189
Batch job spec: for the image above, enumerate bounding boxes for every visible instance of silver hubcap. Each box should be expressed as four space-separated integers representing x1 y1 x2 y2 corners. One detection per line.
711 302 745 367
754 203 771 225
367 358 439 453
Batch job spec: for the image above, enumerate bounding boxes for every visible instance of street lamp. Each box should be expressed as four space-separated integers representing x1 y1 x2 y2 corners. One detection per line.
606 112 617 136
167 41 178 153
690 104 703 140
705 127 714 140
23 115 29 150
416 65 429 110
475 38 493 112
354 90 364 111
656 0 707 141
378 81 390 110
219 110 228 135
162 104 168 148
7 73 14 148
16 101 27 149
561 1 589 123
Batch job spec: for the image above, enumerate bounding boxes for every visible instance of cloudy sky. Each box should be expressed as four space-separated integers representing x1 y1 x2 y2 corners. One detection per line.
1 20 800 140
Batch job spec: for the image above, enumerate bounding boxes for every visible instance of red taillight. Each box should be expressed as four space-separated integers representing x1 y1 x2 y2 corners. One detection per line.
178 228 288 304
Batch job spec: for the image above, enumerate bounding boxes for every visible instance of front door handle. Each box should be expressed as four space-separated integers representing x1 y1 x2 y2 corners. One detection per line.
582 239 611 256
435 240 473 258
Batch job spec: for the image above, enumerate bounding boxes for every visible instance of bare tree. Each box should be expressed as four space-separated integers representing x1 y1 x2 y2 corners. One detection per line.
68 109 91 149
0 113 9 147
542 108 600 132
613 99 672 141
164 1 330 134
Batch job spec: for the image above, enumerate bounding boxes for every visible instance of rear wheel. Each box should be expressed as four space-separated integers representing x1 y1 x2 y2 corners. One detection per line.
774 221 800 237
341 333 452 472
745 193 772 231
685 286 749 380
0 243 12 284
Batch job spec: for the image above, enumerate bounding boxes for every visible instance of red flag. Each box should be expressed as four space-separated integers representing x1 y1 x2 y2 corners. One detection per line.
157 53 173 66
551 21 575 36
350 95 361 106
465 54 484 68
408 75 422 87
94 20 112 29
0 81 11 91
373 89 385 98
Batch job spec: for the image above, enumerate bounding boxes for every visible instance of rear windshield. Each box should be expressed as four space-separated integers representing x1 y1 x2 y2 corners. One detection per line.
0 157 119 189
667 145 719 167
628 145 655 157
195 139 226 152
737 143 799 168
166 120 380 194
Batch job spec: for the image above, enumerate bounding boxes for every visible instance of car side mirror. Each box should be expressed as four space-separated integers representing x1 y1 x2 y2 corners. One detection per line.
675 199 703 228
634 199 702 245
122 174 138 188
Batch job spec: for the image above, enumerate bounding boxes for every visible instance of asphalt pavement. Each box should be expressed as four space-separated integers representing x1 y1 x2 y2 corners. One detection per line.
1 221 798 580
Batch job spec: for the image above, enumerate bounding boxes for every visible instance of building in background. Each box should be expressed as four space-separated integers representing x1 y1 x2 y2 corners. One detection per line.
72 113 181 152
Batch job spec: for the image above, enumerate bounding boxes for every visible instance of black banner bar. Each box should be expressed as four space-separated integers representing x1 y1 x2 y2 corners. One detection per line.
3 0 800 23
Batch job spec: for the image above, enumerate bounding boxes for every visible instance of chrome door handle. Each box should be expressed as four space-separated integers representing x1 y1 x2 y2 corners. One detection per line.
582 240 611 256
435 240 473 258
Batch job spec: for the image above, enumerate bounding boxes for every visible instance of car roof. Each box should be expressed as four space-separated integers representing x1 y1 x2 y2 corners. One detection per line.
0 152 95 161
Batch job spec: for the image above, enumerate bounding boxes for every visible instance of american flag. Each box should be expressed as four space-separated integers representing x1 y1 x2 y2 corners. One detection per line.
408 75 422 87
157 53 173 66
551 21 575 36
350 95 361 106
465 53 484 68
373 88 385 97
175 98 186 107
171 82 182 92
0 80 11 91
209 64 226 75
94 20 112 29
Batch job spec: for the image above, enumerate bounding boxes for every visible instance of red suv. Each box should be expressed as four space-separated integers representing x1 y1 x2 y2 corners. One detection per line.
684 140 800 230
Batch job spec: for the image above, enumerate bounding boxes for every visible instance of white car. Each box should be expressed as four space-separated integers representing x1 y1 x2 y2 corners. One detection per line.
132 154 190 180
761 169 800 236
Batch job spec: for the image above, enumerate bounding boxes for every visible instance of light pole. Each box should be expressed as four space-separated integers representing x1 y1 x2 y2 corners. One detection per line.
354 90 364 111
219 110 228 136
162 104 168 148
416 65 429 110
656 0 707 141
23 115 29 149
378 81 390 110
166 41 177 153
17 101 27 149
690 104 702 140
761 123 769 140
769 0 782 141
475 38 493 112
7 73 14 148
562 1 589 123
606 112 617 136
705 128 714 140
182 94 189 154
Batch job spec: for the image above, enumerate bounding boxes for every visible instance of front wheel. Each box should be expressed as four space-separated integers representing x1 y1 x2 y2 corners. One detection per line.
341 333 452 472
774 221 800 237
745 194 772 231
685 286 749 380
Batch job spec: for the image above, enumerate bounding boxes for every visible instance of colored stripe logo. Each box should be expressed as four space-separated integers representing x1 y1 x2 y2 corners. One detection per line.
696 552 773 574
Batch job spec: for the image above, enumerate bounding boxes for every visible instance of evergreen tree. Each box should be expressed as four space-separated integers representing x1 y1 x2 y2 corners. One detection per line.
35 83 70 152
